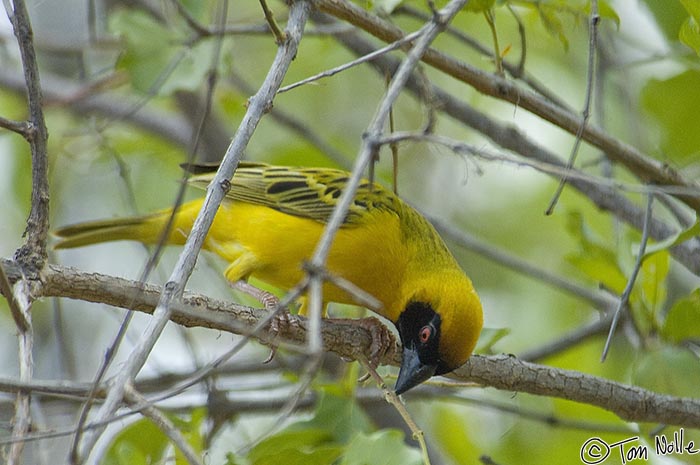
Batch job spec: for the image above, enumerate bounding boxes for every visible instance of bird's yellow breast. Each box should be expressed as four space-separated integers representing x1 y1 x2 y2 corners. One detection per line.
170 199 410 321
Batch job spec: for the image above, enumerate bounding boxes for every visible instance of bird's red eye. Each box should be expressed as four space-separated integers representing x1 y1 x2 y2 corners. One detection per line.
419 325 432 343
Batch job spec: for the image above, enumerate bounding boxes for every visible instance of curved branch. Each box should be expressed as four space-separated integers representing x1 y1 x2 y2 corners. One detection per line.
3 260 698 428
458 354 700 428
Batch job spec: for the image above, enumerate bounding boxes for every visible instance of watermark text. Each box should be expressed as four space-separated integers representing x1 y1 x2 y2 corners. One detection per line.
579 429 698 464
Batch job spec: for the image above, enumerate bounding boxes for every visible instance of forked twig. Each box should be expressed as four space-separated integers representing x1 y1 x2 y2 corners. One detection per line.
357 356 432 465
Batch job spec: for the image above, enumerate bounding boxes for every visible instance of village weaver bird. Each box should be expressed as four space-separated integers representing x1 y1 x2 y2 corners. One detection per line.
53 163 483 394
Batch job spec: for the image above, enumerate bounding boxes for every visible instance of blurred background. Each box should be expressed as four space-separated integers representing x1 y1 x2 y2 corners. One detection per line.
2 0 700 463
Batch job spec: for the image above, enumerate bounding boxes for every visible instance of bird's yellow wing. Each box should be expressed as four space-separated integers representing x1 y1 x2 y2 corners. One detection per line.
185 163 400 226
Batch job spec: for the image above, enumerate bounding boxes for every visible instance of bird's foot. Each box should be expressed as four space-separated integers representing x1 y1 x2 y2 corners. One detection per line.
231 280 299 363
261 310 304 363
333 316 396 368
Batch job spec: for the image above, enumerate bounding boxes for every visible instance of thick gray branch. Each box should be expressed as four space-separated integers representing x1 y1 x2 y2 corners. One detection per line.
3 259 699 429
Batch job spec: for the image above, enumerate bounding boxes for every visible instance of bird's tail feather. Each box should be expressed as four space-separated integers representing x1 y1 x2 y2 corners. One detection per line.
53 214 164 249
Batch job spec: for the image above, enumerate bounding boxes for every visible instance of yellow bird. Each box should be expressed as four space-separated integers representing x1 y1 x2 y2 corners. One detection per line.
54 163 483 394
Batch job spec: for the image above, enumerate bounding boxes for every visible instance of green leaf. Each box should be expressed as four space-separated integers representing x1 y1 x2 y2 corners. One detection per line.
177 0 205 20
224 452 244 465
662 288 700 343
248 429 343 465
474 327 510 354
565 212 627 293
641 70 700 160
679 0 700 55
340 430 422 465
292 391 373 443
639 248 669 316
593 1 620 28
681 0 700 22
518 1 619 48
245 391 372 465
640 0 687 40
679 16 700 55
535 4 570 50
633 346 700 398
170 407 206 464
643 218 700 258
431 405 480 464
103 418 168 465
464 0 496 13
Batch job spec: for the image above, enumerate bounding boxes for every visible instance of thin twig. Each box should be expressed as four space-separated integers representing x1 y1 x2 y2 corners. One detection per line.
358 356 432 465
68 135 185 461
259 0 287 44
0 262 29 332
123 384 205 465
65 146 164 460
483 9 503 76
338 37 700 274
546 0 600 215
388 74 399 195
278 29 422 93
506 3 527 77
519 315 613 362
0 115 30 135
302 262 382 310
5 278 33 465
601 193 654 362
0 379 637 449
430 389 634 433
300 0 470 412
173 1 349 40
379 131 700 198
228 72 350 168
69 309 135 464
327 18 700 279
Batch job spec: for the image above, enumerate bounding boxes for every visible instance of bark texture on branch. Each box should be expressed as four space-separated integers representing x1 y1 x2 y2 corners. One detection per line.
3 259 699 428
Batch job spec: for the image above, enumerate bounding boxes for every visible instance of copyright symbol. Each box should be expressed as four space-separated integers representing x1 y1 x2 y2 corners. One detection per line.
580 437 610 464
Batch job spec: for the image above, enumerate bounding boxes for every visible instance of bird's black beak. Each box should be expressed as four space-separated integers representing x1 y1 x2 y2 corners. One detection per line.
394 344 437 395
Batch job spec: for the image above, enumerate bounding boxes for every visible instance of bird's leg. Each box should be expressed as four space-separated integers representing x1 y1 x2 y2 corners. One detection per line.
332 316 397 368
230 280 299 363
231 280 279 312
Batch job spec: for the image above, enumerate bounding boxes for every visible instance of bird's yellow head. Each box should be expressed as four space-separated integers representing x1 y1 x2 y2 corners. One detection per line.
394 270 483 394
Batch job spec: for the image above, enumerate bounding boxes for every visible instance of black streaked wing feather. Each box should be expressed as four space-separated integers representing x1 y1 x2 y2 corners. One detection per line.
186 163 398 225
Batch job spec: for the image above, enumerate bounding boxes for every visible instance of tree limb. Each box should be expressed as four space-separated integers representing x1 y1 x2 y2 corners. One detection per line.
3 260 699 429
3 0 48 462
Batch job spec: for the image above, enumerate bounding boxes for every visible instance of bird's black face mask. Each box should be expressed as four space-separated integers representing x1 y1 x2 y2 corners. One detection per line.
394 301 449 395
